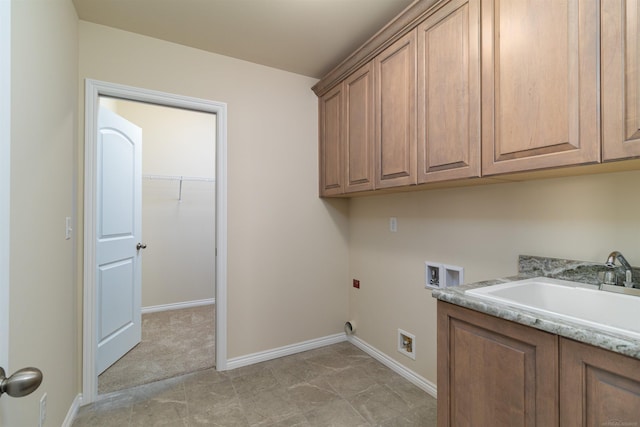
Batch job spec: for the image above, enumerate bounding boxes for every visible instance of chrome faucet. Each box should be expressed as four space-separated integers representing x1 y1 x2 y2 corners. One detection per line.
604 251 634 288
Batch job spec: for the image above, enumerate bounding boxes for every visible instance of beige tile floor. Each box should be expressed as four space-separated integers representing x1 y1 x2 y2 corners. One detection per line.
73 341 437 426
99 305 215 394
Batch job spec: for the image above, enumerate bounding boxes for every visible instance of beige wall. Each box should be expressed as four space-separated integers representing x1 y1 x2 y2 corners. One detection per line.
79 22 350 359
103 99 216 307
3 0 79 426
349 170 640 384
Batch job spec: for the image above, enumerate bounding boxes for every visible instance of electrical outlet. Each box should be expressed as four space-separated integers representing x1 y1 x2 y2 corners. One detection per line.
389 217 398 232
39 393 47 427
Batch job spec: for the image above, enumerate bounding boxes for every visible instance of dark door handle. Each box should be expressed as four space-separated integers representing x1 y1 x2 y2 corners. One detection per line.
136 243 147 250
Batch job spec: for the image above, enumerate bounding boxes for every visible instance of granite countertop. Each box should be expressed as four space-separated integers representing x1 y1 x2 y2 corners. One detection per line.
431 255 640 360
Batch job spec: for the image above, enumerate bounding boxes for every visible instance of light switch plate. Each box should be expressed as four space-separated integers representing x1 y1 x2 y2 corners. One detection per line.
65 216 72 240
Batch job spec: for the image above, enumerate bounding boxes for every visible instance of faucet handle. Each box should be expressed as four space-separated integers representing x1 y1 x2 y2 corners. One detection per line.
623 270 634 288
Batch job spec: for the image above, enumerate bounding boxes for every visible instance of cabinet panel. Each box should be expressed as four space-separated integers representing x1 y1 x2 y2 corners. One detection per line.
481 0 599 175
319 85 343 196
375 30 417 188
438 302 558 427
560 338 640 427
417 0 480 183
344 63 375 193
602 0 640 160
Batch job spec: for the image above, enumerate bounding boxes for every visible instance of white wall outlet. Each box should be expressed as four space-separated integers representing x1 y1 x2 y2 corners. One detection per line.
39 392 47 427
389 217 397 232
398 329 416 360
425 262 444 289
443 264 464 287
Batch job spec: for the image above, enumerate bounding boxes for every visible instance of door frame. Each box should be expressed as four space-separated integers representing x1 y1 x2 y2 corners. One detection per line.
0 0 10 374
82 79 228 404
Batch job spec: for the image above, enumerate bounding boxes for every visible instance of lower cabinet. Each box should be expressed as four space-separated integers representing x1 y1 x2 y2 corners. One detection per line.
560 338 640 426
437 301 558 426
438 301 640 426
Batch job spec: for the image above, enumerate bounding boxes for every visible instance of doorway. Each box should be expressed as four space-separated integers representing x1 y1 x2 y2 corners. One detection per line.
97 97 216 394
83 80 228 404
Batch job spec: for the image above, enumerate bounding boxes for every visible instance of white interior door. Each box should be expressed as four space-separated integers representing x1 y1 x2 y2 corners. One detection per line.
96 106 142 374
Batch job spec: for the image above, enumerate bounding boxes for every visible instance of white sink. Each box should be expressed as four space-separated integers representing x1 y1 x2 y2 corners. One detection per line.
466 277 640 340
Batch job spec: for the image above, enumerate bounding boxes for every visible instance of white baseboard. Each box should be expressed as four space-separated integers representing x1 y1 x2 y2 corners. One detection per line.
349 335 437 399
62 393 83 427
225 333 437 400
226 333 347 370
142 298 215 314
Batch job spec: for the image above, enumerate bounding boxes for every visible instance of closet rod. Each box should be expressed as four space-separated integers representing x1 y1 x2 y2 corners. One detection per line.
142 174 215 183
142 174 215 201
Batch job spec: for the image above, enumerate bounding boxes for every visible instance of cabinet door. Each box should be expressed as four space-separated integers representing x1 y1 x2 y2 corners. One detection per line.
417 0 480 183
437 302 558 427
602 0 640 160
344 62 375 193
375 30 417 188
560 338 640 426
481 0 599 175
319 84 344 196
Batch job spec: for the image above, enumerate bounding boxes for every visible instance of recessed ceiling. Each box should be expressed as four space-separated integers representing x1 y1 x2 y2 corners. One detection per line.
72 0 416 79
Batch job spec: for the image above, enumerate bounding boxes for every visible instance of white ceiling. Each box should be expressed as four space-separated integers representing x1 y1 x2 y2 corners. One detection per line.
72 0 416 79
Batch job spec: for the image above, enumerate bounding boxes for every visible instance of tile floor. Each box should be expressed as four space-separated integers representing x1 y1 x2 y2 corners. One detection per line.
73 341 437 426
99 305 215 394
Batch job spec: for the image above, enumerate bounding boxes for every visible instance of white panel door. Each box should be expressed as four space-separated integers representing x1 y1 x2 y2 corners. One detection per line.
96 106 142 374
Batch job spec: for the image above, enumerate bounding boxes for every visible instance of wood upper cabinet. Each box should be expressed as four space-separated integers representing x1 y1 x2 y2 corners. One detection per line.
560 338 640 426
344 62 375 193
319 84 344 196
481 0 600 175
375 29 417 189
438 301 559 427
315 0 640 196
417 0 480 183
602 0 640 160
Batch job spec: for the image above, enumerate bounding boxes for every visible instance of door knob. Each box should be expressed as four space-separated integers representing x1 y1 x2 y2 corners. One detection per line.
0 367 43 398
136 243 147 250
